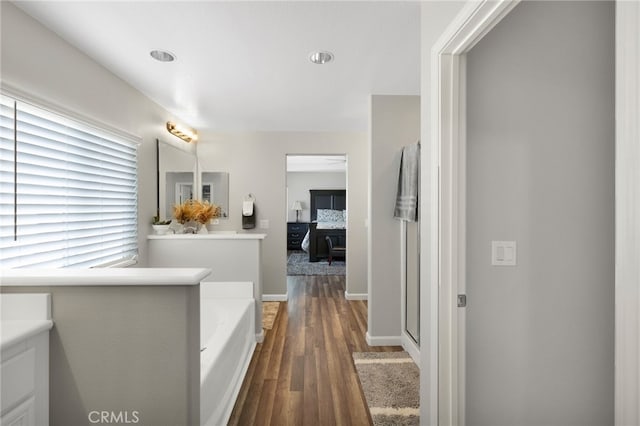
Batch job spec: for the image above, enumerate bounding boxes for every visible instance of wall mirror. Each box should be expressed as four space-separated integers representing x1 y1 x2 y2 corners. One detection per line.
157 139 230 221
157 140 196 221
201 171 229 218
405 220 420 345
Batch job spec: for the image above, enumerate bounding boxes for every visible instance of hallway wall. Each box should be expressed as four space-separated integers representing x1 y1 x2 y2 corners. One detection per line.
368 95 420 341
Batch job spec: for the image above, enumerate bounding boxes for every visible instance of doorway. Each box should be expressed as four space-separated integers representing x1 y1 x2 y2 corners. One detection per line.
430 1 616 425
285 155 347 277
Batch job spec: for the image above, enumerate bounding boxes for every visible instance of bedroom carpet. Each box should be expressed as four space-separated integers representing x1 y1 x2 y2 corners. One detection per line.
353 352 420 426
286 251 345 276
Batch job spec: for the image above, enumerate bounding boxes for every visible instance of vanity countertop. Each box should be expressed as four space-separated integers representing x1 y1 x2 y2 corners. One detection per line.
148 233 267 240
1 320 54 350
0 268 212 287
0 293 54 350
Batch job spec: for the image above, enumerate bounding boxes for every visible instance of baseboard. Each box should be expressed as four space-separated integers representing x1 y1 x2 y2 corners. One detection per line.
262 293 288 302
365 332 402 346
345 292 368 301
401 332 420 367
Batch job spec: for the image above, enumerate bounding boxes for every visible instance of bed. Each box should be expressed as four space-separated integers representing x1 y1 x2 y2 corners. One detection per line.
301 189 346 262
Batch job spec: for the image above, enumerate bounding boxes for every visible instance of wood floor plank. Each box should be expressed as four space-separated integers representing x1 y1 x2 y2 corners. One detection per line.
290 355 304 391
228 344 262 425
314 346 338 426
311 295 325 352
232 300 285 425
287 391 304 426
319 294 350 425
269 326 293 425
253 379 277 426
265 303 288 381
230 274 403 425
302 339 319 425
234 373 264 425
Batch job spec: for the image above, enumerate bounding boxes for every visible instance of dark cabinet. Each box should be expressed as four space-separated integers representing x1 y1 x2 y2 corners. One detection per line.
287 222 309 250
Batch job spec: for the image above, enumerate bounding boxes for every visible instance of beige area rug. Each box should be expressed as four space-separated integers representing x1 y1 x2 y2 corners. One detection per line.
262 301 280 330
353 352 420 426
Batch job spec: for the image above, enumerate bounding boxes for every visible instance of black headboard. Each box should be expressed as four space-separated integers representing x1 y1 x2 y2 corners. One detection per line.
309 189 346 222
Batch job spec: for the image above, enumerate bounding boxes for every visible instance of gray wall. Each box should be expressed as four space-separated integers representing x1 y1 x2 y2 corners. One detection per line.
1 285 200 426
369 95 420 339
286 171 346 223
465 2 614 425
196 131 368 297
0 2 177 266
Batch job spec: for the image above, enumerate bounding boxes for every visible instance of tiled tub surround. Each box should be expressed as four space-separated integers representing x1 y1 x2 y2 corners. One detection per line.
0 268 210 426
1 293 53 426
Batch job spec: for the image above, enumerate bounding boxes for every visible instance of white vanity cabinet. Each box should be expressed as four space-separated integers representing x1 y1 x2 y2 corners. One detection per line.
1 335 48 426
0 294 53 426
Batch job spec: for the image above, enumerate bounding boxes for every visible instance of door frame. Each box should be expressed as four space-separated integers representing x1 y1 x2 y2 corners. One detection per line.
429 1 640 425
429 2 520 424
614 2 640 425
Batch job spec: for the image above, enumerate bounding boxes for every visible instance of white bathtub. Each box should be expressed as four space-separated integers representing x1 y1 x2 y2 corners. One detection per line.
200 283 256 426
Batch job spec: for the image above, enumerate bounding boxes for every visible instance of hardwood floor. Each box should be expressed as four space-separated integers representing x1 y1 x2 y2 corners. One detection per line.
229 275 403 425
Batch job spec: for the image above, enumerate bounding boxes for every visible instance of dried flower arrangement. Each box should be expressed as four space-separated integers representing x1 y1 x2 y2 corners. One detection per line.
173 199 221 225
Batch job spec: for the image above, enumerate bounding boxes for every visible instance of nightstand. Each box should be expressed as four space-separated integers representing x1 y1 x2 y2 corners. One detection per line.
287 222 309 250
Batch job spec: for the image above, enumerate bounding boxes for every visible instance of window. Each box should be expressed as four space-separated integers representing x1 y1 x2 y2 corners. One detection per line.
0 94 139 268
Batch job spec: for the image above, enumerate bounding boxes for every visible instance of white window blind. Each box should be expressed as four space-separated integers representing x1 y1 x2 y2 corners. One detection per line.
0 94 138 268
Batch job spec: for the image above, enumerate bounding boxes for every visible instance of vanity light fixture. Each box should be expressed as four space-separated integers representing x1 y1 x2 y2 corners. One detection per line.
150 49 176 62
166 121 198 143
309 51 334 65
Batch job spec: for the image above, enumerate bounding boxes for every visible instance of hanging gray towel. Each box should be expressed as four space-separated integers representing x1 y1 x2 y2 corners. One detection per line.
394 142 420 221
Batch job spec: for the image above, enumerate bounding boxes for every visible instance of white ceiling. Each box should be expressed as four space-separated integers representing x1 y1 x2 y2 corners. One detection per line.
14 1 421 132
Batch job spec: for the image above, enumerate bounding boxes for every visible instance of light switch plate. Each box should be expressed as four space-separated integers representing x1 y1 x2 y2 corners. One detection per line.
492 241 517 266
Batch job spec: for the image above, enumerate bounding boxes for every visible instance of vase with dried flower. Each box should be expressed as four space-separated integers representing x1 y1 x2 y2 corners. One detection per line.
172 199 221 234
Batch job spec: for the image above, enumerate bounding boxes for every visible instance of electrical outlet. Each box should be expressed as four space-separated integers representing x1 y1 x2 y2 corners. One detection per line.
259 219 269 229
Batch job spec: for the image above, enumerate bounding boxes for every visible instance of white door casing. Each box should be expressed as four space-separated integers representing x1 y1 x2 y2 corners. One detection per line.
615 1 640 425
429 1 522 424
429 1 640 425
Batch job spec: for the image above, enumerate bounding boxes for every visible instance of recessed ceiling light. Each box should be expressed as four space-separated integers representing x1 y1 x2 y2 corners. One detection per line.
309 51 334 65
150 49 176 62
